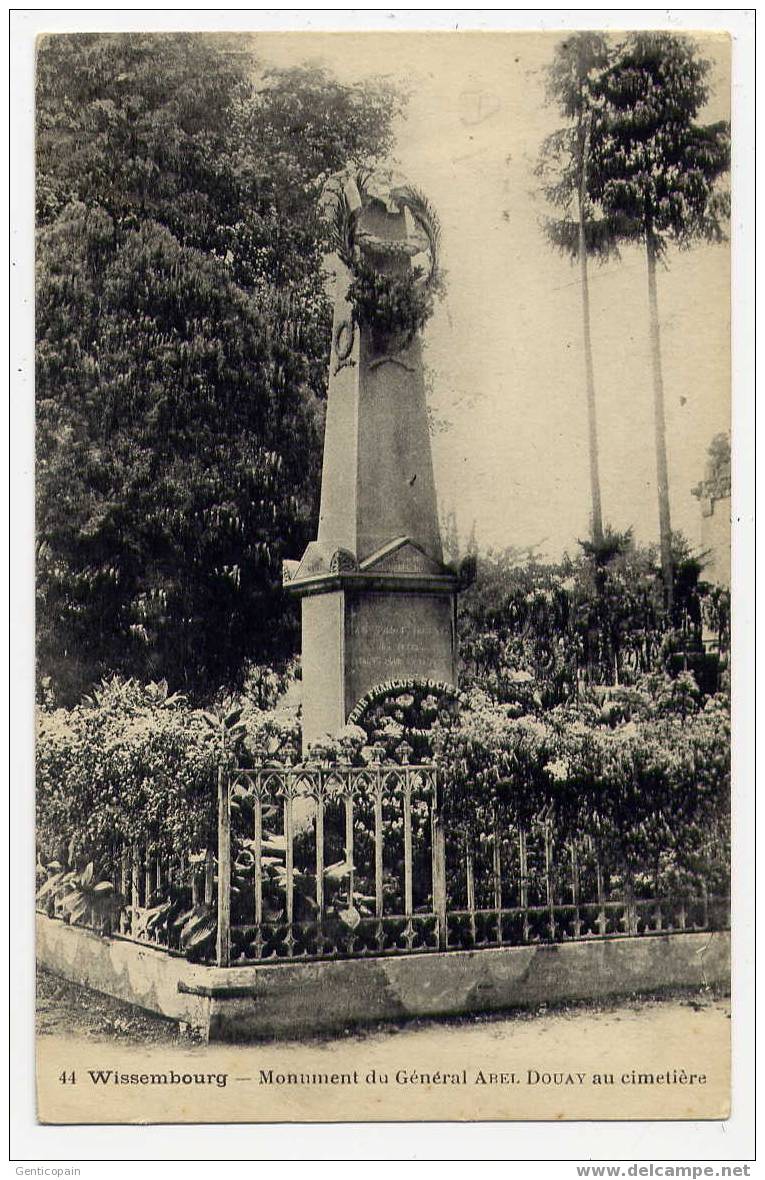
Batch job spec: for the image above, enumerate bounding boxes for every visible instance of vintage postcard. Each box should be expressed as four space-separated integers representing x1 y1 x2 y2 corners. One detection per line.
23 19 744 1137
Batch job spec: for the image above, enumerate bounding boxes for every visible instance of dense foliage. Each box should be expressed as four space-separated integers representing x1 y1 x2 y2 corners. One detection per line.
36 678 221 870
36 34 403 702
37 643 730 942
536 32 730 257
457 532 726 708
431 682 729 896
346 258 437 352
536 32 621 263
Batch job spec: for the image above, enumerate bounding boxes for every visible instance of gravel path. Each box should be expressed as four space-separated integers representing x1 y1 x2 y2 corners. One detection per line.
37 965 728 1048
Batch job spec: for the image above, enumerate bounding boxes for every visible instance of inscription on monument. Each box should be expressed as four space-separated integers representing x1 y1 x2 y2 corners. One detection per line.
345 592 455 715
348 614 433 668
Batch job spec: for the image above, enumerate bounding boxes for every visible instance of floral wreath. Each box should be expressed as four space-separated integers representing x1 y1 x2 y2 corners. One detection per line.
347 677 463 763
347 677 460 725
322 169 442 350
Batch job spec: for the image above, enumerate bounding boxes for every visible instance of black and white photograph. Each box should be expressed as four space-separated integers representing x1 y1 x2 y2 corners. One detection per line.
9 9 754 1158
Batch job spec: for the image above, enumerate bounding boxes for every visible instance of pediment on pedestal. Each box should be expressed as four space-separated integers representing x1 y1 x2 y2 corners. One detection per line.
282 559 301 585
292 542 335 581
359 537 443 576
291 542 360 583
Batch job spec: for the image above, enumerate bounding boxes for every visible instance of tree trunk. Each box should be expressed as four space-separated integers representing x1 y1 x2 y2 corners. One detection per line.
645 231 674 610
578 114 604 546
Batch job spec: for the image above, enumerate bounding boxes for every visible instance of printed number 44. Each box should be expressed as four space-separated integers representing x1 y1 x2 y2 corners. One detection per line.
58 1071 76 1084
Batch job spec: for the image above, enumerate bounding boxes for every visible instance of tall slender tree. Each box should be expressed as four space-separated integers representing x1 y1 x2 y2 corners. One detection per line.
537 32 615 547
587 33 730 608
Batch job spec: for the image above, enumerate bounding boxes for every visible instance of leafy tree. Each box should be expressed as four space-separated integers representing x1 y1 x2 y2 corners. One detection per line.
587 33 730 608
36 34 402 701
537 32 614 546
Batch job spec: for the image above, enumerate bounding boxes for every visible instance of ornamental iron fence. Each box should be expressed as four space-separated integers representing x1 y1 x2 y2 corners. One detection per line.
37 762 729 966
212 763 727 966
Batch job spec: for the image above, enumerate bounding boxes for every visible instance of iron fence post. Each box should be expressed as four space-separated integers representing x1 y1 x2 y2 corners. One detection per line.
216 764 231 967
431 778 447 950
119 845 129 935
130 843 140 937
204 847 214 906
492 811 503 945
544 819 556 942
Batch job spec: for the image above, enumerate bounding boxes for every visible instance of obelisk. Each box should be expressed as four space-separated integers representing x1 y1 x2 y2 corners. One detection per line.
286 170 458 750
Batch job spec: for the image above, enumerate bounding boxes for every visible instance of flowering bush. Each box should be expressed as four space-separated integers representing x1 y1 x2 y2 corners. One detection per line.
239 698 301 765
431 681 729 896
36 677 222 874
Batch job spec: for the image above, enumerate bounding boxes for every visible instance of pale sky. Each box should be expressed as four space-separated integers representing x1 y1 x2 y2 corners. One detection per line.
253 31 731 560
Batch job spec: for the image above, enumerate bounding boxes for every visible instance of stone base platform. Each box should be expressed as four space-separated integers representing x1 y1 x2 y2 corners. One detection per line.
36 914 729 1043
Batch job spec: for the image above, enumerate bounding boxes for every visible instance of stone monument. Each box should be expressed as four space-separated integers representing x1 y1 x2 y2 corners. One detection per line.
692 433 731 591
286 170 459 749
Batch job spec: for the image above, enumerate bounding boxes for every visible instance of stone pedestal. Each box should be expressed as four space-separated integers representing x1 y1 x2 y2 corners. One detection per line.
287 171 458 750
294 565 458 750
